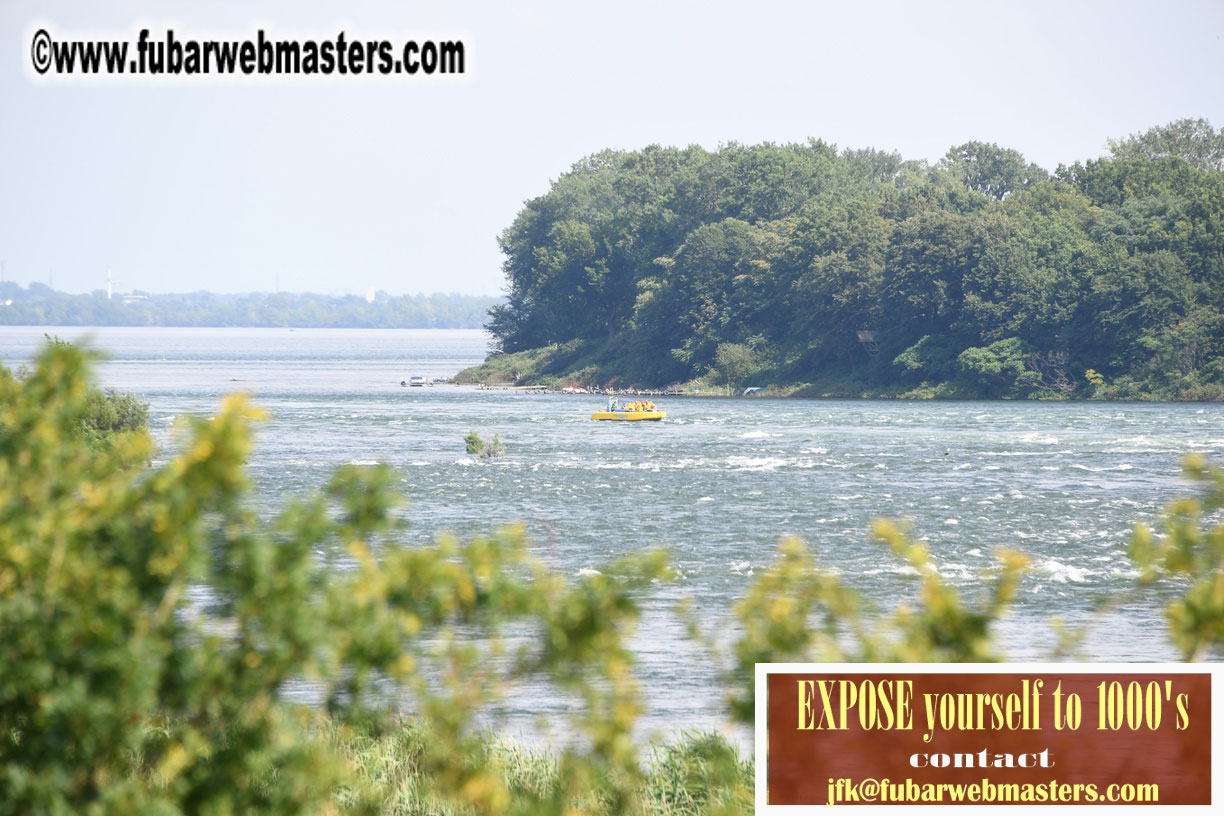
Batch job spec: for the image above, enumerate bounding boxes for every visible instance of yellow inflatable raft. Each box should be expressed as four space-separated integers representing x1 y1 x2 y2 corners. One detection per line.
590 410 667 421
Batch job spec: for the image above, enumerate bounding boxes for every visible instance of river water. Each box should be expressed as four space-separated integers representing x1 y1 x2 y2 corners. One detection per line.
3 327 1221 745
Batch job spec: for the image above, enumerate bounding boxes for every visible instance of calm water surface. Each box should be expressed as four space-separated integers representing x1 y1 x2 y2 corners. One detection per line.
4 327 1222 744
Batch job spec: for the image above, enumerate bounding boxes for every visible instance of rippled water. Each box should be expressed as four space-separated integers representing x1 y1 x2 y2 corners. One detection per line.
4 327 1222 744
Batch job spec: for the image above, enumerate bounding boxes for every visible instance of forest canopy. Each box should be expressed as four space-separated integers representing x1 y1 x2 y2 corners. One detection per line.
482 119 1224 399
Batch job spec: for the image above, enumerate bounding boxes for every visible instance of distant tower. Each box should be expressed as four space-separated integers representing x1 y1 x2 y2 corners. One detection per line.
365 286 376 304
107 269 113 299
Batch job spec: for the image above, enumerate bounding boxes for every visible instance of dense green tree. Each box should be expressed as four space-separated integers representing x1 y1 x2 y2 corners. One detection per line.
881 208 994 349
1107 118 1224 172
942 141 1048 200
891 333 962 383
1086 250 1194 371
709 339 772 388
955 337 1033 396
786 198 891 367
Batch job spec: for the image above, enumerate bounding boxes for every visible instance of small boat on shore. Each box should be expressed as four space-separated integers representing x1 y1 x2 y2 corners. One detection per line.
591 399 666 421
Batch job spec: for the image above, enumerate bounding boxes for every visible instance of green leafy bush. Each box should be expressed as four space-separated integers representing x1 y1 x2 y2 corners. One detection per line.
956 337 1034 396
709 341 770 388
1128 454 1224 660
463 429 483 454
464 430 506 458
892 334 962 381
79 387 150 446
0 343 676 815
725 529 1028 723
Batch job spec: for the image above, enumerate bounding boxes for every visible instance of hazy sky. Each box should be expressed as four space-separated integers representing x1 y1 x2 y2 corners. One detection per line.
2 0 1222 297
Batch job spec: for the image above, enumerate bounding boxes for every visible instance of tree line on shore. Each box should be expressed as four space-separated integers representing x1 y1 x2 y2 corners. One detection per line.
485 119 1224 399
0 284 501 330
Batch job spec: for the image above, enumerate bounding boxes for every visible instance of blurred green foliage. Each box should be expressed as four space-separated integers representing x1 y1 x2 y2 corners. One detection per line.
1128 454 1224 660
0 343 704 816
724 461 1224 719
33 336 151 451
725 528 1028 723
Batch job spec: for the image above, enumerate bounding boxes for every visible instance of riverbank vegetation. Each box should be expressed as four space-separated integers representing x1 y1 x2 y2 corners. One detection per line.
474 119 1224 400
2 343 1221 814
0 285 500 329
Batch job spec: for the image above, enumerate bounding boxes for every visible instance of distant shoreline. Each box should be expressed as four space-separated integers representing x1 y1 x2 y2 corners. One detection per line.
0 285 502 331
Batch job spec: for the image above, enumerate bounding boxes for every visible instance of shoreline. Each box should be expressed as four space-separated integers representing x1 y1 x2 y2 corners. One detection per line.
451 332 1224 403
453 367 1224 404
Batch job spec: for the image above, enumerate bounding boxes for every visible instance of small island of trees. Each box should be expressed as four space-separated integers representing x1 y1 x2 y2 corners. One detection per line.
470 119 1224 400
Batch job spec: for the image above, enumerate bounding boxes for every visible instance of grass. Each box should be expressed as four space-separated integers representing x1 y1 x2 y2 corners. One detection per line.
322 718 753 815
452 347 562 385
